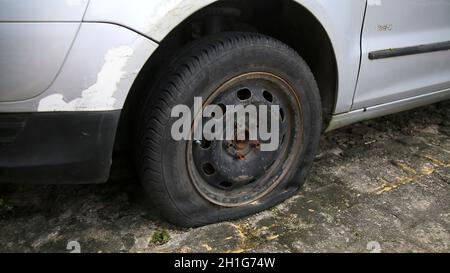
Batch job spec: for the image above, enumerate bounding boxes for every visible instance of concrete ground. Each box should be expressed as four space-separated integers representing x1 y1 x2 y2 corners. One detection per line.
0 101 449 253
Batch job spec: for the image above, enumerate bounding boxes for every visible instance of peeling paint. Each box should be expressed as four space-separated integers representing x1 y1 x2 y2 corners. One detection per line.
143 0 215 39
38 46 134 112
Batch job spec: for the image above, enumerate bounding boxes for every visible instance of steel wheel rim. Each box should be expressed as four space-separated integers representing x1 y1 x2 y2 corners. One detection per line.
187 72 304 207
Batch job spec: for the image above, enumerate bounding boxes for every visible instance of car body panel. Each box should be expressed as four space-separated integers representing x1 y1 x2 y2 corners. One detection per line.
0 0 90 102
84 0 367 114
353 0 450 110
0 23 158 112
327 87 450 131
0 0 366 114
0 23 80 101
0 0 89 22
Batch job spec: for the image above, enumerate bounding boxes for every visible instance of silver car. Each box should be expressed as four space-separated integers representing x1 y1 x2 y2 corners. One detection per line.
1 0 449 227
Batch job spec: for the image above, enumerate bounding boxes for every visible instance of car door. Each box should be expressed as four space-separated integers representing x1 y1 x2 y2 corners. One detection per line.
0 0 89 102
352 0 450 110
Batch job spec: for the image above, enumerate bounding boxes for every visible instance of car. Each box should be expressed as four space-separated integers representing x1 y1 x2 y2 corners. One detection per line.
1 0 449 227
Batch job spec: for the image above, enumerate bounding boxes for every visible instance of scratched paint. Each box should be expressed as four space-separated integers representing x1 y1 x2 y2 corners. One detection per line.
38 46 134 111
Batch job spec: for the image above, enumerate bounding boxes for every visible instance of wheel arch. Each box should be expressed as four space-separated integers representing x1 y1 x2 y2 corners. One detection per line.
109 0 362 150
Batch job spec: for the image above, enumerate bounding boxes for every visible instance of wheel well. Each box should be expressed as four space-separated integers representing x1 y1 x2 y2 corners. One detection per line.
115 0 338 151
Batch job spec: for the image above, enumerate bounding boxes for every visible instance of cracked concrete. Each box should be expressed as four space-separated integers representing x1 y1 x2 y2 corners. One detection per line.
0 101 449 253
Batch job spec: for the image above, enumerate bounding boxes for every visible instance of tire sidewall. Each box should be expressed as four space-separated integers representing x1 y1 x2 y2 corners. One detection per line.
148 36 321 225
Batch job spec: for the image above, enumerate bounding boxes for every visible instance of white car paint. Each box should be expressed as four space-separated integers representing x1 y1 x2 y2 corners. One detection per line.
0 23 80 101
38 46 134 112
0 23 158 112
353 0 450 109
84 0 366 114
0 0 89 21
0 0 449 123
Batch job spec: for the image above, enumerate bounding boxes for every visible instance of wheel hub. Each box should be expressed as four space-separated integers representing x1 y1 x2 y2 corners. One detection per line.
187 72 303 206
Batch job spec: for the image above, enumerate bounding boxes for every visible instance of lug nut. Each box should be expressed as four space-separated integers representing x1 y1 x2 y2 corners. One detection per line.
236 153 246 160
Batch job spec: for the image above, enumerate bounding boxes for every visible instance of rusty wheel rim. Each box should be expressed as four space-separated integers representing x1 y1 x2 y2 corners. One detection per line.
187 72 304 207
